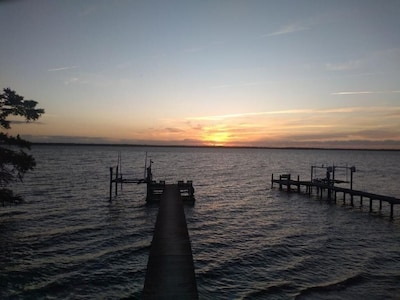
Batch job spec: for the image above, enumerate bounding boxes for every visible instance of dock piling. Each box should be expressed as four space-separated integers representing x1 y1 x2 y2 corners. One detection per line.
109 167 113 201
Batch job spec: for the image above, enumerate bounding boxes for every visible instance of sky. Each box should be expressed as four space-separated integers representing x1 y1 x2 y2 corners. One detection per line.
1 0 400 148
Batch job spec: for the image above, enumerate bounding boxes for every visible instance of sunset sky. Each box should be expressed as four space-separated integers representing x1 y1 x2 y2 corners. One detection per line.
1 0 400 148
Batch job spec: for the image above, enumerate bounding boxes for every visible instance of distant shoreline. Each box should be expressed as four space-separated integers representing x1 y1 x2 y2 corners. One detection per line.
31 142 400 152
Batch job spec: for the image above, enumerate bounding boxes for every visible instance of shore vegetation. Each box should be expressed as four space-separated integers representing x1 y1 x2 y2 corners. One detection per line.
0 88 45 205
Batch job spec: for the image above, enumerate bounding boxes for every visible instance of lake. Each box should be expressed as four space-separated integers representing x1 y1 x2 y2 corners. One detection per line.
1 145 400 299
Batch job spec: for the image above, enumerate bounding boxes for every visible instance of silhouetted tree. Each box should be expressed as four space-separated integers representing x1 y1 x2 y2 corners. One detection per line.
0 88 45 205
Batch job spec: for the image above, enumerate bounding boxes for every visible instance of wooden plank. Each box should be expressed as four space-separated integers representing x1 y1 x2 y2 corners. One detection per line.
143 184 198 299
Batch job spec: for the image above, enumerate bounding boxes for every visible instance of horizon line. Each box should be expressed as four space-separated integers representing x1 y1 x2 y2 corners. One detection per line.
31 142 400 152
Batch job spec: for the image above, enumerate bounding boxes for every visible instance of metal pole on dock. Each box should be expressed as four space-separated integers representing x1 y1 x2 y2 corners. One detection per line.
115 166 119 196
143 152 148 180
271 174 274 189
310 166 313 182
109 167 113 201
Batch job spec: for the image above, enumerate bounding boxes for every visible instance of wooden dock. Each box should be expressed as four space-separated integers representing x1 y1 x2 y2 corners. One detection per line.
108 152 194 203
271 173 400 219
143 184 198 299
146 180 195 203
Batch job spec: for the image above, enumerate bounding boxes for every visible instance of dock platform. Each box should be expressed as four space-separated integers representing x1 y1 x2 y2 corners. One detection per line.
143 184 198 299
271 173 400 219
146 180 195 203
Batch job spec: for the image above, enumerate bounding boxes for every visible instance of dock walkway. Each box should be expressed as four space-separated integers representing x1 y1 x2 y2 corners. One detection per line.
271 174 400 219
143 184 198 299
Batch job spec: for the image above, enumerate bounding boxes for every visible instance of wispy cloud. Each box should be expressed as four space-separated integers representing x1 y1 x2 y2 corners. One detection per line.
266 23 309 37
332 91 400 95
326 60 361 71
79 4 99 17
64 77 79 85
187 108 361 121
48 66 79 72
165 127 185 133
183 47 204 53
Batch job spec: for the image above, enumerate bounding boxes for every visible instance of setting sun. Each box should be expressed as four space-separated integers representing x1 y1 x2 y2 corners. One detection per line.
202 130 230 146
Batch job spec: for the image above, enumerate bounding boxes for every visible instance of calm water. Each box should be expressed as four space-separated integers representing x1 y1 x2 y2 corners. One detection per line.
1 146 400 299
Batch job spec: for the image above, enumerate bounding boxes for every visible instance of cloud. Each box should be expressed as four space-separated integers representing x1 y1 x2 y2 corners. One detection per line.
331 91 400 95
326 60 361 71
48 66 79 72
165 127 185 133
245 138 400 149
355 128 400 140
186 107 382 121
64 77 79 85
79 4 99 17
265 22 309 37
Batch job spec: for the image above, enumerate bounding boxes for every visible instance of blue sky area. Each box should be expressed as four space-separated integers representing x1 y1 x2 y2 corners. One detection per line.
1 0 400 148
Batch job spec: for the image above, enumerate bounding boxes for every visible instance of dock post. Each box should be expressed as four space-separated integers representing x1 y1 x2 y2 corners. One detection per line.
115 166 118 196
360 195 363 206
120 171 123 191
351 194 354 207
379 200 382 210
390 203 394 219
109 167 113 201
271 174 274 188
279 175 283 190
297 175 300 193
287 174 291 192
369 198 373 212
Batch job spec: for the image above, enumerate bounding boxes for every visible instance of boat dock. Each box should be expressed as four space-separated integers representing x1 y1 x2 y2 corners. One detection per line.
143 184 198 299
108 152 194 203
271 169 400 219
107 152 198 298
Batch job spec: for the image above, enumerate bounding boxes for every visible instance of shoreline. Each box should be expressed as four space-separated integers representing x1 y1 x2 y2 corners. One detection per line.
31 142 400 152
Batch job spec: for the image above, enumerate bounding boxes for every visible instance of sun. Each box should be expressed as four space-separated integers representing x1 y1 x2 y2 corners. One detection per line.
202 131 230 146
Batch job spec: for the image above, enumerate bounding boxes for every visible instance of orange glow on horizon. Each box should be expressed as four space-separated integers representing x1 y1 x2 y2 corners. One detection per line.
201 129 231 146
203 132 229 146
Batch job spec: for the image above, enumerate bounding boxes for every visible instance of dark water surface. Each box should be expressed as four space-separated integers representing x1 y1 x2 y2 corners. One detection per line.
1 146 400 299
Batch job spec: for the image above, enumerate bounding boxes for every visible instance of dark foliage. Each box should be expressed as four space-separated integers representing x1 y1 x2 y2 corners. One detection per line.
0 88 44 205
